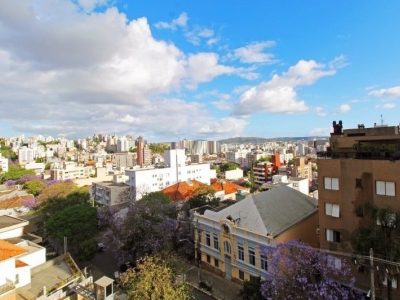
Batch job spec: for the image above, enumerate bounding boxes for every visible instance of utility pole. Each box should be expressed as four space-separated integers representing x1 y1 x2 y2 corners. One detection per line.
64 236 68 255
370 248 375 300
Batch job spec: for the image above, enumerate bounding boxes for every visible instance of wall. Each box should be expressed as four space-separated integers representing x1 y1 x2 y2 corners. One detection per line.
0 227 24 240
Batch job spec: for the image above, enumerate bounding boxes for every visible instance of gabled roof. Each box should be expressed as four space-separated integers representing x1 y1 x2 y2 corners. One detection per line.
0 240 27 261
203 186 317 237
211 181 246 195
162 180 205 202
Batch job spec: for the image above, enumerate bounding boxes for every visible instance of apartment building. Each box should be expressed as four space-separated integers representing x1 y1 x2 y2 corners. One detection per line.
0 155 8 172
18 147 35 165
126 149 213 200
291 157 313 182
194 186 319 282
50 161 90 181
112 152 136 170
318 122 400 298
92 181 129 206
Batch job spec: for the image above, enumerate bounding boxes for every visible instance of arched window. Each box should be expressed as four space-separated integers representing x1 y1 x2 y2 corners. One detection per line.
224 241 231 254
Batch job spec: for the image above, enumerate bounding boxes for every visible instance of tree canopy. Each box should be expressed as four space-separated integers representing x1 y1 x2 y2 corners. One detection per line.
119 256 191 300
187 186 219 209
23 180 46 196
220 162 239 172
149 143 170 155
0 165 36 183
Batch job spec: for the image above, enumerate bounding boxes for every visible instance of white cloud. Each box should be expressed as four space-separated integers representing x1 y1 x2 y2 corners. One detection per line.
315 107 327 117
235 58 343 115
77 0 110 12
185 26 216 46
368 86 400 98
154 12 188 30
376 103 396 109
339 104 351 113
231 41 276 64
0 1 243 139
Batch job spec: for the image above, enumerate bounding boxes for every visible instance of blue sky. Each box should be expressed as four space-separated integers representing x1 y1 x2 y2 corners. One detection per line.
0 0 399 141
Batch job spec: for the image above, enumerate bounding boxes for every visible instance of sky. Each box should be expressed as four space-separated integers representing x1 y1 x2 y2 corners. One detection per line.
0 0 400 141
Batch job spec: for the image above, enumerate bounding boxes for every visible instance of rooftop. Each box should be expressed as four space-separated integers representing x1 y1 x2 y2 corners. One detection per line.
0 215 28 231
0 240 26 261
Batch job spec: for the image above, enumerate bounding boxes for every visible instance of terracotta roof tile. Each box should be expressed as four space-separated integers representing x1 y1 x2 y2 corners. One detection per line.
211 181 245 195
15 259 28 267
162 180 205 202
0 240 26 261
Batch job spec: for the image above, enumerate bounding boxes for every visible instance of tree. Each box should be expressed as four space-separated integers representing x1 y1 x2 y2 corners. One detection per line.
220 162 239 172
37 181 85 203
149 143 170 155
23 180 46 196
352 204 400 299
45 203 97 260
187 186 219 209
240 276 263 300
40 191 91 218
119 256 191 300
0 144 17 160
0 165 35 183
261 241 359 300
141 191 171 205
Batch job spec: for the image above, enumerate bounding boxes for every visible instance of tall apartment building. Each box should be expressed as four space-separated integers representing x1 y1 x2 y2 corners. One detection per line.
136 136 145 167
126 149 213 200
18 147 35 164
318 122 400 297
117 136 129 152
50 161 90 181
291 157 312 182
112 152 136 170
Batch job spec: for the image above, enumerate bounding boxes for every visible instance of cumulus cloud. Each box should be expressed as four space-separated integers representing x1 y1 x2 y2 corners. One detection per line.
315 107 327 117
368 86 400 98
339 104 351 113
235 58 343 115
154 12 188 30
231 41 276 64
0 1 243 139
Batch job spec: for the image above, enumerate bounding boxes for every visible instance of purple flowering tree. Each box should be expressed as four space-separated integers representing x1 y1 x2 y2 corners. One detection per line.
22 196 37 209
261 241 359 300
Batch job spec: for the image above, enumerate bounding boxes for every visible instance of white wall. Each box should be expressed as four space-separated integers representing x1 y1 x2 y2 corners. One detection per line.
15 266 31 288
224 169 244 180
19 246 46 268
0 227 24 239
0 259 16 286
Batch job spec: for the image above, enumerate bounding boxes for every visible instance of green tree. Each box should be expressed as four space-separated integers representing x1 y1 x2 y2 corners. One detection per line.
37 182 86 204
0 145 17 160
149 143 170 154
220 162 239 172
239 276 263 300
187 186 219 209
141 191 171 204
0 165 35 183
120 256 191 300
23 180 46 196
45 203 97 260
40 191 91 218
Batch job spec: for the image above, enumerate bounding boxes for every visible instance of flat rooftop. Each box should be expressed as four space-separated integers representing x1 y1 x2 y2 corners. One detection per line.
94 181 128 188
17 255 80 300
0 215 28 231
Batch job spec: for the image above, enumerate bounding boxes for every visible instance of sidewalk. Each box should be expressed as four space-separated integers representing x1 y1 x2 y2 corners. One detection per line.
185 264 242 300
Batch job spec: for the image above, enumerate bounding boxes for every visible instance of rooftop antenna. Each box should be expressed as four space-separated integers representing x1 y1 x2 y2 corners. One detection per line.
380 114 384 126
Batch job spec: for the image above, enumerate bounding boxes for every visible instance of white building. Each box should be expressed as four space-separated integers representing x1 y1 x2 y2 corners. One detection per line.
222 168 244 180
24 162 45 175
18 147 35 164
117 137 129 153
126 149 213 200
0 154 8 172
50 161 90 181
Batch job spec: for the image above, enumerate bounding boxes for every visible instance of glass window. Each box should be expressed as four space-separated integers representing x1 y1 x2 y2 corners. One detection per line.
239 270 245 280
238 245 244 261
325 203 340 218
326 229 341 242
206 232 211 246
206 255 211 263
249 248 256 266
261 255 268 271
214 258 219 268
376 181 396 196
324 177 339 190
213 234 219 250
224 241 231 254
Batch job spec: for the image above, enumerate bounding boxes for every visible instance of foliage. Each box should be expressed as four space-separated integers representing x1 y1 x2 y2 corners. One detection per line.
105 197 178 263
23 180 46 196
0 165 36 183
255 156 271 164
119 256 191 300
37 181 85 203
220 162 239 172
0 145 17 160
45 162 52 170
239 276 263 300
141 191 171 204
261 241 358 300
149 143 170 155
40 191 91 218
44 203 97 260
22 196 38 208
187 186 219 209
129 146 137 153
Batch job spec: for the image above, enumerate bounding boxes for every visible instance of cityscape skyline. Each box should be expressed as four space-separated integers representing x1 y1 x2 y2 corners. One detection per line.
0 0 399 141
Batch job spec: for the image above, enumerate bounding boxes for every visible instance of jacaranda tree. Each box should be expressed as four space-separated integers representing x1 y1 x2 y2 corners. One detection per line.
261 241 359 300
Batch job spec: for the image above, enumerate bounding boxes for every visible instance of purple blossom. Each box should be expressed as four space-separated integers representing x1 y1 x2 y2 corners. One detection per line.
17 175 42 184
22 197 37 208
5 180 17 187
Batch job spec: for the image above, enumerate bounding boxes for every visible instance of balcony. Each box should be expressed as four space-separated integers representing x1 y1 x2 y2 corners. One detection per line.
0 280 15 296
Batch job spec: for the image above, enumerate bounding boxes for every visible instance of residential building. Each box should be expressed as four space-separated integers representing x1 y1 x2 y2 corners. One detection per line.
222 168 244 181
18 147 35 165
0 155 8 173
191 154 203 164
91 181 129 206
50 161 90 181
318 122 400 298
262 175 309 195
117 136 129 152
210 180 249 201
291 157 312 182
136 136 145 167
24 162 45 175
194 186 319 282
126 149 213 200
253 162 274 186
112 152 136 170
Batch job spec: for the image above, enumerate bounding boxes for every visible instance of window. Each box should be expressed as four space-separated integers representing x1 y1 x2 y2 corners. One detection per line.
261 255 268 271
324 177 339 190
355 178 362 189
214 258 219 268
376 181 396 196
106 284 113 297
224 241 231 254
213 234 219 250
248 248 256 266
383 275 398 289
238 245 244 261
327 255 342 270
206 255 211 263
326 229 341 243
206 232 211 246
325 203 340 218
239 270 245 280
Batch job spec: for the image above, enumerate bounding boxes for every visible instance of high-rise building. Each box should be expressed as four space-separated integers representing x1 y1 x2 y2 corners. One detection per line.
18 146 35 164
136 136 145 167
117 136 129 152
318 122 400 298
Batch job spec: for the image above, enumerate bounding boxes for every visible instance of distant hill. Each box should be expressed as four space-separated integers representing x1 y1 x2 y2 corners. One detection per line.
218 136 328 144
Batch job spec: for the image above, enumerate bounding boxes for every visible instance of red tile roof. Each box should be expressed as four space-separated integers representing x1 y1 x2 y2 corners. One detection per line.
0 240 26 261
16 259 28 268
211 181 246 195
162 180 205 202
